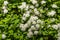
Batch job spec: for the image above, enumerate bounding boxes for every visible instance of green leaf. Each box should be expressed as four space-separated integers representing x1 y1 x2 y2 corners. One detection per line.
39 37 43 40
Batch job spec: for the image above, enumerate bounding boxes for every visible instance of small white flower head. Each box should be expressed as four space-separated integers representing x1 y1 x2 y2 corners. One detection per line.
34 31 38 35
47 10 56 16
34 8 40 15
30 5 34 9
23 13 30 17
52 25 58 30
57 23 60 29
37 19 41 24
58 32 60 37
41 0 46 4
4 1 8 5
35 4 39 7
35 24 40 29
2 6 6 9
32 21 36 24
50 18 56 22
24 23 29 28
33 16 38 20
25 13 30 17
30 16 38 22
22 2 26 5
25 5 29 10
21 27 26 31
26 11 30 14
22 16 26 21
22 2 26 8
35 11 40 15
40 21 44 25
31 25 36 30
20 24 24 28
27 20 31 25
34 8 37 12
2 34 6 39
3 9 8 14
27 31 33 38
18 2 26 9
51 4 58 8
18 6 23 9
30 0 37 4
58 37 60 40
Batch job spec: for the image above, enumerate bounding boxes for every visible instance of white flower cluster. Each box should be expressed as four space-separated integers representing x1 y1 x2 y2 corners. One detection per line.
57 23 60 40
52 23 60 30
2 34 6 39
51 4 58 8
22 11 30 21
2 1 8 14
20 15 45 38
18 0 59 39
41 0 46 4
18 2 29 10
30 0 37 4
47 10 56 16
34 8 40 15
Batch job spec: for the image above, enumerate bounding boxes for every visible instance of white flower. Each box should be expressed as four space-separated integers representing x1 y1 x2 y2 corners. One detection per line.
52 25 58 30
30 16 38 22
35 11 40 15
26 11 30 14
58 32 60 37
24 24 29 28
21 27 26 31
47 10 56 16
27 31 33 38
27 20 31 25
3 9 8 14
32 21 36 24
50 18 56 22
4 1 8 5
35 4 39 7
25 5 29 10
41 0 46 4
22 2 26 5
20 24 24 28
58 37 60 40
34 31 38 35
22 2 26 8
31 25 36 30
35 24 40 29
34 8 40 15
34 8 37 12
33 16 38 20
30 5 34 9
23 13 30 17
18 2 26 9
22 16 26 21
2 34 6 39
37 19 41 23
57 23 60 28
52 4 58 8
30 0 37 4
40 21 44 25
18 6 23 9
25 13 30 17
